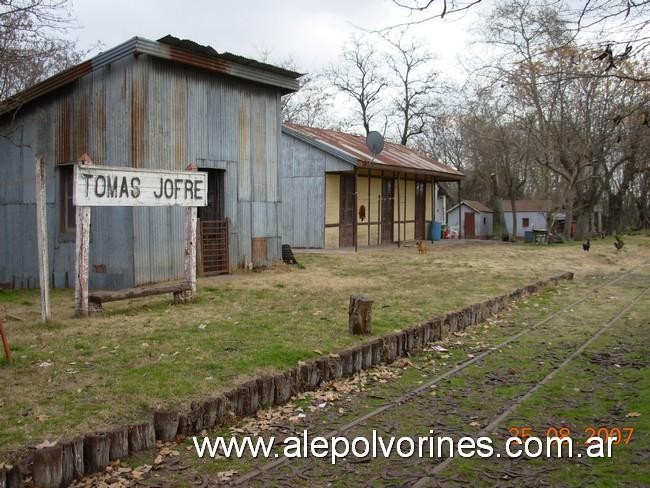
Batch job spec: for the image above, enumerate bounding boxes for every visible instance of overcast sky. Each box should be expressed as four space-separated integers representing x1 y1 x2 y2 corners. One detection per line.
73 0 483 78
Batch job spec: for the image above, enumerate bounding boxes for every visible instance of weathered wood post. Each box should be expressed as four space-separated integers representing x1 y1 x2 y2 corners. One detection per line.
185 163 198 297
0 308 13 365
35 156 51 322
74 154 92 317
349 295 373 335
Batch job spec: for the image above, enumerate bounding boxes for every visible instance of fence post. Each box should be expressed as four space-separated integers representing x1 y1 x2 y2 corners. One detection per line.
35 156 51 321
74 154 92 317
185 164 198 296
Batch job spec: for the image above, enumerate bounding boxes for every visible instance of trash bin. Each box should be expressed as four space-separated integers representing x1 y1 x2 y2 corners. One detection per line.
524 230 533 243
428 221 442 241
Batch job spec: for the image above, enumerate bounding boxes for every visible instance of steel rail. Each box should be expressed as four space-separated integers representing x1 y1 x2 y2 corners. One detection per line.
414 282 649 485
231 265 647 486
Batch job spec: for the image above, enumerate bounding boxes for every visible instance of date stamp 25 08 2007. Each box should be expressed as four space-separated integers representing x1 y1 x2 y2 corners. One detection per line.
508 426 636 446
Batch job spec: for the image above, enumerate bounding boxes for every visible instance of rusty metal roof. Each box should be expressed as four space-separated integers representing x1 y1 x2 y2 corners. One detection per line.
0 36 302 116
449 200 494 213
283 124 463 181
157 36 302 79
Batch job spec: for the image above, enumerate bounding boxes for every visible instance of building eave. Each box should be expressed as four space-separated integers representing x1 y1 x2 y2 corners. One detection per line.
282 125 464 181
0 36 301 117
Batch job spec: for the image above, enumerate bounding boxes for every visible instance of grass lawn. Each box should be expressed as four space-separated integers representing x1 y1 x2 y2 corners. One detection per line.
1 235 648 460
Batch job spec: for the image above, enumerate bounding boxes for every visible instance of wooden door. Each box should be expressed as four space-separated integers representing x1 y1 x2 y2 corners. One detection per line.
464 212 476 239
415 180 426 240
381 178 394 243
339 174 355 247
198 169 229 275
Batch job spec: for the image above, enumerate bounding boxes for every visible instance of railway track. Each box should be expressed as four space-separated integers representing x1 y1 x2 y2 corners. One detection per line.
232 264 648 486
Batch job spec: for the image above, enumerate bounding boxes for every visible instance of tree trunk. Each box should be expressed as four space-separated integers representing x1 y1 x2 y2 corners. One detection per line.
489 173 506 239
348 295 373 334
607 192 624 234
510 198 517 242
564 190 575 240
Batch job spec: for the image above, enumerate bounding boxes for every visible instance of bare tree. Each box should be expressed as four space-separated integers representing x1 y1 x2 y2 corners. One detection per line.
415 100 470 171
384 31 440 145
390 0 650 82
282 73 334 128
0 0 87 104
326 36 388 135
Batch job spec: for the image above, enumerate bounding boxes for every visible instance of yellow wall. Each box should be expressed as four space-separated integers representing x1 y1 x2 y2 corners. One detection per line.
357 175 369 222
325 174 340 225
325 171 436 248
369 177 381 222
355 176 384 223
405 222 415 241
405 179 415 221
325 226 339 248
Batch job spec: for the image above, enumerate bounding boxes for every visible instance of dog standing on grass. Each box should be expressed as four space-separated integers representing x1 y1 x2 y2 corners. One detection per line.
416 240 428 254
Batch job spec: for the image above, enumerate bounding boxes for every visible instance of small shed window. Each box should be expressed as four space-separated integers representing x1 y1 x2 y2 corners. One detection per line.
59 165 76 232
483 217 487 224
522 217 530 228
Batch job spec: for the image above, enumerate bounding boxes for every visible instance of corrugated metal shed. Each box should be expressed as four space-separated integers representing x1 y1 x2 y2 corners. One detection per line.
0 36 299 289
283 124 463 181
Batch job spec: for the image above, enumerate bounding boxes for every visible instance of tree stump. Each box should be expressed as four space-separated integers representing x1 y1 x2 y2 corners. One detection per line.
154 411 179 442
128 422 155 453
62 438 84 485
84 433 110 474
202 397 225 430
5 466 22 488
348 295 372 335
108 428 128 461
32 445 63 488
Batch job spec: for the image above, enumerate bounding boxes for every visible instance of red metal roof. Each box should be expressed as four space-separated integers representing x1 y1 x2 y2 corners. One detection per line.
463 200 494 213
284 124 463 181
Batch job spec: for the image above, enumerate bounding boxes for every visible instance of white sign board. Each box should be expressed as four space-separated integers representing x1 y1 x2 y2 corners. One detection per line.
73 166 208 207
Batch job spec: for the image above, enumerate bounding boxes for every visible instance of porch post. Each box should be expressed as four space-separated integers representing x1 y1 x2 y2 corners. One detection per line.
367 169 371 246
354 167 358 252
397 172 401 248
431 177 436 243
458 180 462 240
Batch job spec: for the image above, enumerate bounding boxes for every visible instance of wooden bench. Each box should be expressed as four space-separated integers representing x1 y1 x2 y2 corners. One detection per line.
88 281 192 311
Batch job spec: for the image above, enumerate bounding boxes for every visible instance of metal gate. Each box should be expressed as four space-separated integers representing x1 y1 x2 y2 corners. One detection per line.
199 219 229 276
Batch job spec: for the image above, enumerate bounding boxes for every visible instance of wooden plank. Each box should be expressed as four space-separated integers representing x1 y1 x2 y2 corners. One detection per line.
73 165 208 207
75 154 92 317
89 282 191 304
35 156 51 322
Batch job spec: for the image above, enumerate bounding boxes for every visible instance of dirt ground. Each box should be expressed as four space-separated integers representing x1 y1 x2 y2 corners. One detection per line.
1 236 649 477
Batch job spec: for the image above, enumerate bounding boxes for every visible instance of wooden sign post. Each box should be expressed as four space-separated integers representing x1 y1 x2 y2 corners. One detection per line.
72 158 208 315
35 156 51 322
184 164 198 295
74 154 93 317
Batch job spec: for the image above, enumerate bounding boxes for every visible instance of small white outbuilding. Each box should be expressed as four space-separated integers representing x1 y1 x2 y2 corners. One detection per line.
447 200 494 239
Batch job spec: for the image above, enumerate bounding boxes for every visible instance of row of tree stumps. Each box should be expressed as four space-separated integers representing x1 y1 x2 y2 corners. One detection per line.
348 295 373 335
